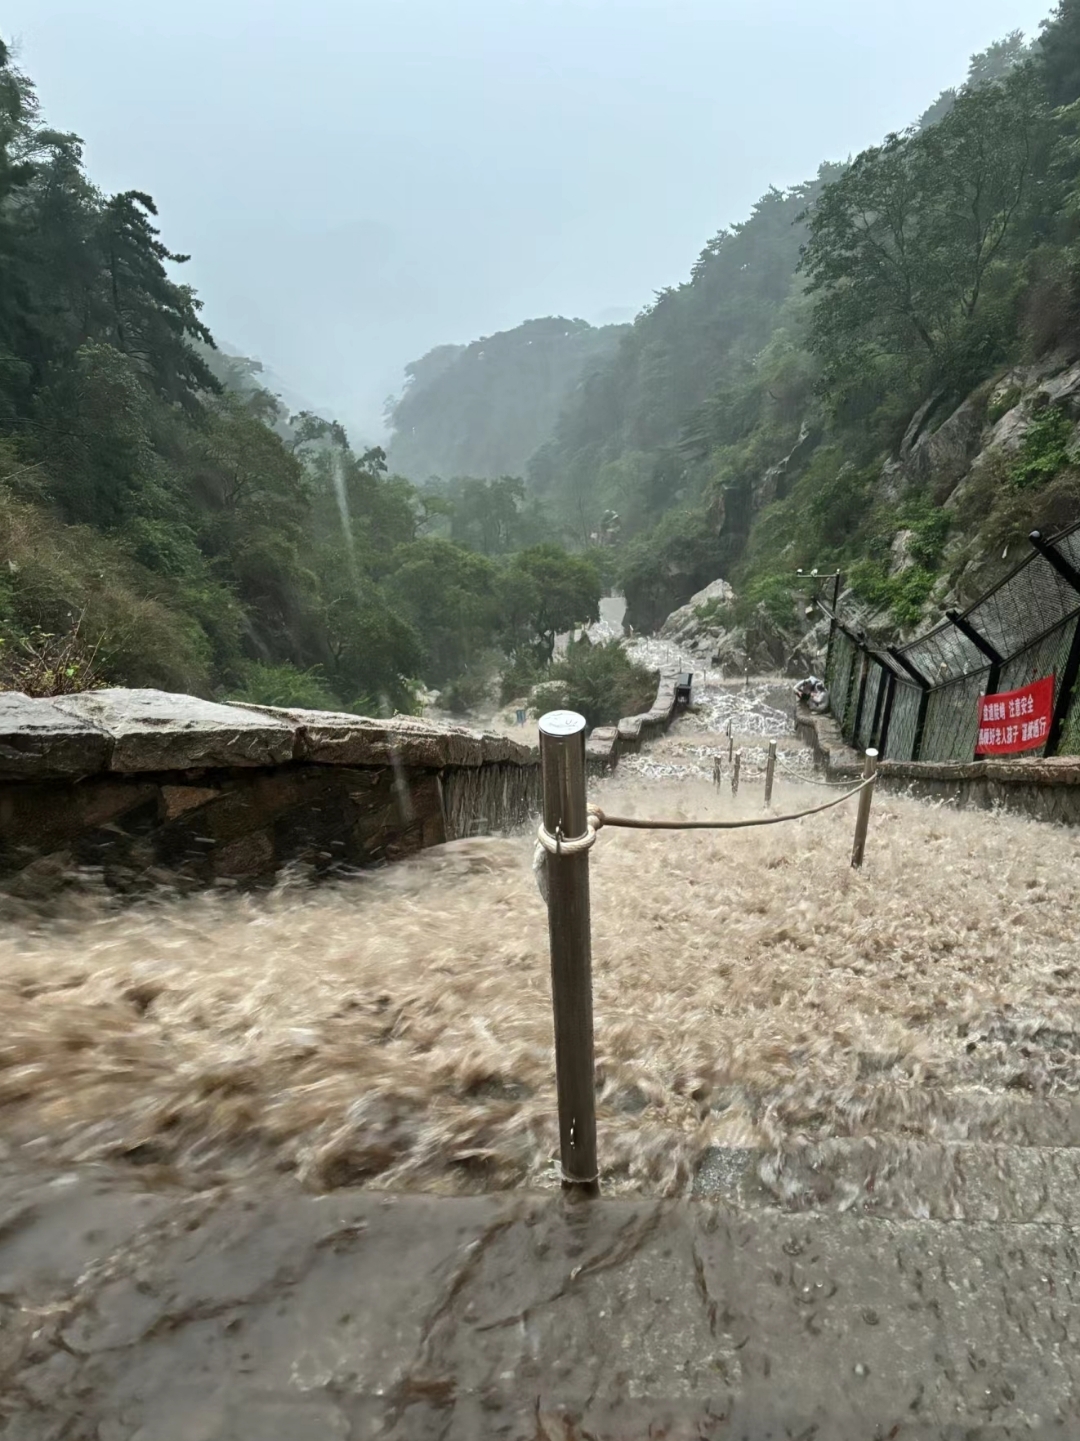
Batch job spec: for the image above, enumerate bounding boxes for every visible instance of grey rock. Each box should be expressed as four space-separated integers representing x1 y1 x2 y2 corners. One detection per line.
1038 357 1080 413
0 691 110 780
49 690 296 772
659 578 735 642
232 704 536 770
987 401 1032 453
905 390 986 494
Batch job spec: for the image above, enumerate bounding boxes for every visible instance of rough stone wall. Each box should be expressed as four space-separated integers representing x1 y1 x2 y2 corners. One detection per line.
796 704 1080 826
0 669 687 892
441 763 542 841
0 690 538 893
586 670 681 773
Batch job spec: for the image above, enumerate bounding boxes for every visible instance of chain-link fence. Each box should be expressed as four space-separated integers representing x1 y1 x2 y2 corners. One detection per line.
823 523 1080 762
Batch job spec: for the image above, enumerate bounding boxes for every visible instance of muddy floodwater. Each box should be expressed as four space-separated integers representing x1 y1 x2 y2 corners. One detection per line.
3 728 1079 1197
6 676 1080 1437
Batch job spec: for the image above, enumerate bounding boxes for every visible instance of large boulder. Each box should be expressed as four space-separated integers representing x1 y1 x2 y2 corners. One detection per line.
659 578 735 642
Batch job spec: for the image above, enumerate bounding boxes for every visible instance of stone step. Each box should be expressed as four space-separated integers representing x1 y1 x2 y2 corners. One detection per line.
4 1166 1080 1437
695 1136 1080 1224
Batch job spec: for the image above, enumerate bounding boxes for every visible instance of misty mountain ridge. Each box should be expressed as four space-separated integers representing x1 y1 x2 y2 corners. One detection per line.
382 14 1080 646
385 316 629 483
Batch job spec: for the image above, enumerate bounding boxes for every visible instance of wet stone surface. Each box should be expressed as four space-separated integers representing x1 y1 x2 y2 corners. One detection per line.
2 1165 1080 1438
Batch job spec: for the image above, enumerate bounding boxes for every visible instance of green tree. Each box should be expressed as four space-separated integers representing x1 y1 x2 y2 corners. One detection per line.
800 68 1048 402
450 476 526 554
1040 0 1080 108
94 190 219 411
385 537 498 684
498 544 600 662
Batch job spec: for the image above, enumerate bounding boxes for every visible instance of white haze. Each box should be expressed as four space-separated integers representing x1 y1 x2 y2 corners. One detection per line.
6 0 1056 440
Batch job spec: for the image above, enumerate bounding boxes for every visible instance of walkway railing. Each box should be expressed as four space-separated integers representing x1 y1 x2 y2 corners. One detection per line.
824 523 1080 763
535 709 878 1197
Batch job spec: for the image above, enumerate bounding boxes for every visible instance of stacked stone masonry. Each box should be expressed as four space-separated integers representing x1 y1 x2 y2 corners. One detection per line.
0 690 541 892
0 669 687 891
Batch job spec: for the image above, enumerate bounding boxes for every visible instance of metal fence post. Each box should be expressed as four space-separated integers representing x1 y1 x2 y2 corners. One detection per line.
764 739 777 808
849 649 870 746
1047 616 1080 757
946 609 1003 718
851 748 879 869
732 749 741 795
1029 533 1080 758
538 711 599 1196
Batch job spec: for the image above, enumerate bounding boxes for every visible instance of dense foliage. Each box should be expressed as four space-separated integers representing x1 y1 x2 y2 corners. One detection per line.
533 637 658 730
385 7 1080 637
0 41 603 715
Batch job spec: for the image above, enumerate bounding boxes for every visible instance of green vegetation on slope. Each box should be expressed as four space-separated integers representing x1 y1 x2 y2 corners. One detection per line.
0 40 606 718
389 13 1080 640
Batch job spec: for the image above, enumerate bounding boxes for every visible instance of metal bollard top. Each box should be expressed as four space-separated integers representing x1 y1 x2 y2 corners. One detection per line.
539 711 587 737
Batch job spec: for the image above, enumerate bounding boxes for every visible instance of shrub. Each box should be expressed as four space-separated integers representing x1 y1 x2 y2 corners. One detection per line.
537 637 657 729
0 611 106 696
988 385 1022 424
224 661 343 712
499 649 547 704
904 501 952 569
1010 407 1076 489
848 560 937 629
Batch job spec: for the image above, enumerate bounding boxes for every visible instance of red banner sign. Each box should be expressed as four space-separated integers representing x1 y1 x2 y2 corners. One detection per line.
975 675 1055 755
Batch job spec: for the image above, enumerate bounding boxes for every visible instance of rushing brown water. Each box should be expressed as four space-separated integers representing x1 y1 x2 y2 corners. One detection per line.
3 752 1079 1195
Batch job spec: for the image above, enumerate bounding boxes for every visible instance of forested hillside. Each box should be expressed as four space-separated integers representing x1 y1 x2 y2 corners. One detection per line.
390 11 1080 644
532 24 1071 632
0 40 605 716
386 317 627 483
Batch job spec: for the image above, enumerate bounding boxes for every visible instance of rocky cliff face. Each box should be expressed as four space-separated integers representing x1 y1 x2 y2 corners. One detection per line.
873 348 1080 620
656 578 829 678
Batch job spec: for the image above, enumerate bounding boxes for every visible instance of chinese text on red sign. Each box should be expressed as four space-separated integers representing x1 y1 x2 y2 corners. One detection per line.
975 675 1055 755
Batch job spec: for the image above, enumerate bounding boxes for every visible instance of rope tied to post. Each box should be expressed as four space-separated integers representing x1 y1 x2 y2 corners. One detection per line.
533 806 603 903
532 777 876 899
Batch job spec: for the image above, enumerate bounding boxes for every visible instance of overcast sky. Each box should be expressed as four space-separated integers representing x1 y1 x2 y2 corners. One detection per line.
6 0 1056 440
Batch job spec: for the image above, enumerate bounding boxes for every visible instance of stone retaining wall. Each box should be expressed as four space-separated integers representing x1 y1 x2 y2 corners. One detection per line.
0 667 689 892
585 670 681 773
796 704 1080 826
0 690 540 892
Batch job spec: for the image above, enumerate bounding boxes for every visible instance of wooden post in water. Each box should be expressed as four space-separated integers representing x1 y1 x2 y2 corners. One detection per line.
764 739 777 808
727 719 734 764
712 756 721 789
851 748 879 869
732 749 741 796
538 710 599 1196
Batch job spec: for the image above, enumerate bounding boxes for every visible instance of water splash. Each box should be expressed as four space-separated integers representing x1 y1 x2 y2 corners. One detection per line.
331 450 359 583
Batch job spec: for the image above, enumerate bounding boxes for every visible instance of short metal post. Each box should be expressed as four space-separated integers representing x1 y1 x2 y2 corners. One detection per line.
713 756 721 788
851 748 878 869
727 719 734 764
538 711 599 1196
764 739 776 808
732 749 741 795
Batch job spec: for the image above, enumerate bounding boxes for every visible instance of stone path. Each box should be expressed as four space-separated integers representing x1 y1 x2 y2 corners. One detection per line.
3 1162 1079 1438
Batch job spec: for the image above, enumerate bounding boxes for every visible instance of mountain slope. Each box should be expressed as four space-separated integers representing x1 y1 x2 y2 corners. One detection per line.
386 316 627 483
